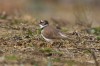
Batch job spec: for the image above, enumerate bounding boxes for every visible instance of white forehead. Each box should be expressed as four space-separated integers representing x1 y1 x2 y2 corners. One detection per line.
40 20 44 22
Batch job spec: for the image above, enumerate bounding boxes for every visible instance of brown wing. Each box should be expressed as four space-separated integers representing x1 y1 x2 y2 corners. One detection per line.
42 26 63 39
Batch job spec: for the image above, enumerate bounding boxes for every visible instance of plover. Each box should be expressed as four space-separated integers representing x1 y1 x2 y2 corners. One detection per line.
39 20 67 43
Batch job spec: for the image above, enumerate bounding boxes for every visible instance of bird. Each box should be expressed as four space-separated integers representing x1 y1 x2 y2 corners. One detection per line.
39 20 67 43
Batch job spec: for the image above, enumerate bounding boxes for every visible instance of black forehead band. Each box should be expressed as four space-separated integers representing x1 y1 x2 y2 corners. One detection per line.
44 20 48 24
40 20 48 24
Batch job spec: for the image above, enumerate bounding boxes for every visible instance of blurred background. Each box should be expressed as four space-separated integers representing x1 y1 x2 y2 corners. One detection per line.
0 0 100 28
0 1 100 66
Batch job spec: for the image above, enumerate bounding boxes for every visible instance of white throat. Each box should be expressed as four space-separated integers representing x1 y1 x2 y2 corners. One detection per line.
39 24 47 29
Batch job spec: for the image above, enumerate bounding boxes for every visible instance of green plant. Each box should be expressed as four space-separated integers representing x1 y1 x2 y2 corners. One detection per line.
39 48 52 53
92 27 100 35
66 60 76 66
27 29 34 36
83 50 91 54
52 50 63 55
47 57 52 66
97 36 100 40
5 55 18 60
52 58 61 62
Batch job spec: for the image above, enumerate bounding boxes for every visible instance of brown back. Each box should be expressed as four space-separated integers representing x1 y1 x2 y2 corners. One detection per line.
42 26 64 39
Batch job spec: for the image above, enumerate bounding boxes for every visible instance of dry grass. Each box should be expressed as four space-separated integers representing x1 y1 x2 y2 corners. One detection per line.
0 0 100 65
0 14 99 66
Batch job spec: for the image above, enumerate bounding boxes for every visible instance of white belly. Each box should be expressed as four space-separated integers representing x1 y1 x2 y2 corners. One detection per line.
41 34 53 42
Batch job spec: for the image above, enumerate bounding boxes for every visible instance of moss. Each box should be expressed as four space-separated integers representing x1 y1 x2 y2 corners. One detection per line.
97 36 100 40
52 51 63 55
61 27 68 32
10 19 21 25
36 28 41 35
66 60 76 66
83 50 91 54
47 57 52 66
92 27 100 35
52 58 61 62
27 29 34 36
39 48 53 53
5 55 18 60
